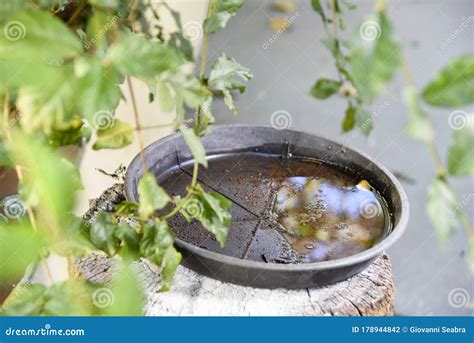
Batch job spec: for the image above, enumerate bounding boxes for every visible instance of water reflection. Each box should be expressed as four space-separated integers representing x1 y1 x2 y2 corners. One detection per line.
273 176 386 262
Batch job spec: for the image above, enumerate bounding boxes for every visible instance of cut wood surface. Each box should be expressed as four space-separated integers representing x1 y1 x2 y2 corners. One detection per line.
76 184 395 316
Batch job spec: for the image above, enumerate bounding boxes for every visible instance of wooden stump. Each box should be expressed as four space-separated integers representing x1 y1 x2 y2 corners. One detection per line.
77 184 394 316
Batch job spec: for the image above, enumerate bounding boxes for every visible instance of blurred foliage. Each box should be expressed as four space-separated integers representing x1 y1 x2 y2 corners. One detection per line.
311 0 474 271
0 0 251 315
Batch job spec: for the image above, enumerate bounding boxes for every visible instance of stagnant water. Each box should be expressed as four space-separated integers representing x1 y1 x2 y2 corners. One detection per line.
164 153 391 263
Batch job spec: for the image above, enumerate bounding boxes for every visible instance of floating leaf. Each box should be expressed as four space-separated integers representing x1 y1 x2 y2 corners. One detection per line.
203 0 244 33
138 173 170 219
426 177 460 241
403 86 434 143
422 55 474 107
180 125 208 167
310 78 341 99
447 121 474 176
93 119 134 150
349 11 401 102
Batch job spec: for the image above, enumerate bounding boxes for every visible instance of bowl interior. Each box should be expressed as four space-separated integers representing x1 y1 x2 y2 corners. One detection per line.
125 125 408 267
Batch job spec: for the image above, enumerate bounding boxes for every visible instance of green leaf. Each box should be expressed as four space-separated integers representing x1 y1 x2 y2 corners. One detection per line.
85 9 110 54
140 219 182 290
0 10 82 61
101 262 144 315
160 246 182 291
208 54 253 115
342 104 356 132
0 223 43 280
75 58 122 123
2 281 92 316
162 72 207 119
426 177 460 241
184 184 232 247
447 120 474 176
89 213 117 255
0 140 12 167
422 55 474 107
106 31 184 78
403 86 434 143
155 78 175 112
47 119 91 147
203 0 244 33
194 96 215 136
93 119 134 150
310 78 341 99
89 0 120 9
114 222 140 258
138 172 170 219
17 65 80 134
180 125 208 167
311 0 326 21
10 134 83 232
208 54 253 93
349 11 401 102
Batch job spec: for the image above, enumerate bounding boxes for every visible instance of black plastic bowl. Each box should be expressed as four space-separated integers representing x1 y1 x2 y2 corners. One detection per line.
125 125 408 289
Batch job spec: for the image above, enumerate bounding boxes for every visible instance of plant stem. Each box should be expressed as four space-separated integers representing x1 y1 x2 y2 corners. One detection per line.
161 2 215 221
2 92 54 285
126 76 148 172
195 0 214 126
401 59 474 239
66 0 88 25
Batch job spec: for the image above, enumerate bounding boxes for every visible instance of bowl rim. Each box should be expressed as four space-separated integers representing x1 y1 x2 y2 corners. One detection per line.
125 124 409 272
